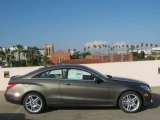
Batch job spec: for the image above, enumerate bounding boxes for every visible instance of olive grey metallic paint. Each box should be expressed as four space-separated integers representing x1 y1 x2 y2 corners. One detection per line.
4 64 152 113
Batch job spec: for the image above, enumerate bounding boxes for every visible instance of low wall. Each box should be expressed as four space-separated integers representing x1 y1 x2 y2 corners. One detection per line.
85 60 160 87
0 66 42 91
0 60 160 91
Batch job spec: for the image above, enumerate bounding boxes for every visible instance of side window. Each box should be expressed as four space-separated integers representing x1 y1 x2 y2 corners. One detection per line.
33 69 63 79
67 69 95 80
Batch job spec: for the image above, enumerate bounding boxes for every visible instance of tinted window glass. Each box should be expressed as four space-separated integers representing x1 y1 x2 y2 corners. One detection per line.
33 69 63 79
67 69 95 80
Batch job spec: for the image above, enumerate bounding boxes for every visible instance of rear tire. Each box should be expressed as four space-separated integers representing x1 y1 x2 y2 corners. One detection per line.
119 91 142 113
23 92 45 114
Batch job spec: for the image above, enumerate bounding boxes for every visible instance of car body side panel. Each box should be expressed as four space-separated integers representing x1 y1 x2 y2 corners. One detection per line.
5 78 63 105
25 78 64 105
108 81 152 106
60 79 111 106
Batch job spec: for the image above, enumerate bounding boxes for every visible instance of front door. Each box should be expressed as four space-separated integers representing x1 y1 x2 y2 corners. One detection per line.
60 68 110 105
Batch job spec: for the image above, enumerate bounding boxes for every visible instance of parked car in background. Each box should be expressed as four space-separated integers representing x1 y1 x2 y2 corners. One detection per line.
4 64 152 113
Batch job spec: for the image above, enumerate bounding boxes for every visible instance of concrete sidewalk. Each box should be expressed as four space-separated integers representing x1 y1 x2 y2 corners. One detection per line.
151 86 160 93
0 89 160 120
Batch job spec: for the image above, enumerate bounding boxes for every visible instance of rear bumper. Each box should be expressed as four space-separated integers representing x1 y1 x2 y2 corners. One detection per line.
4 92 21 105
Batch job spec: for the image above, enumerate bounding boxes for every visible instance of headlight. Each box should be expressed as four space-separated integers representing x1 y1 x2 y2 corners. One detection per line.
140 85 151 92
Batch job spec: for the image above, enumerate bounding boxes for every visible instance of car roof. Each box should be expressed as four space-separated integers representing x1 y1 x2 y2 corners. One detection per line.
23 64 91 78
45 64 86 69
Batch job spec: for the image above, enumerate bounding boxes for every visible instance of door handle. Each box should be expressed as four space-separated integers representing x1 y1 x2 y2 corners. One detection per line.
63 83 72 86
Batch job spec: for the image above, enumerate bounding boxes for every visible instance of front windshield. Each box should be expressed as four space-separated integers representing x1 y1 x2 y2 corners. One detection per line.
85 66 109 78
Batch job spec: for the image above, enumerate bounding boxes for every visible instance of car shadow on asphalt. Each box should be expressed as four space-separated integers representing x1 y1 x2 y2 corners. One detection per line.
43 107 58 113
0 113 30 120
44 93 160 113
45 106 117 112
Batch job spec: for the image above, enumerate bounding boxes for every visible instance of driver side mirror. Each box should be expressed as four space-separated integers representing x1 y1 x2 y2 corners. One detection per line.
94 77 103 83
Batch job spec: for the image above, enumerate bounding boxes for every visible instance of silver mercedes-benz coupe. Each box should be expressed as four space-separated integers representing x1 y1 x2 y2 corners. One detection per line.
5 64 152 114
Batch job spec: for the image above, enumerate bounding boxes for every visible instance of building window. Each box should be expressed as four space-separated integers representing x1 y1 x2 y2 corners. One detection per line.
46 49 48 56
4 71 10 78
48 49 51 56
103 56 110 61
58 57 64 64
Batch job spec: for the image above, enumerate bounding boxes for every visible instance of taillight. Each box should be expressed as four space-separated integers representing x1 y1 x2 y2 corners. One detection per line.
7 82 17 90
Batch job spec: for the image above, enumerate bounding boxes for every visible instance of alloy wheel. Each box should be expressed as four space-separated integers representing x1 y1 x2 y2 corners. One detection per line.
119 91 142 113
23 93 45 113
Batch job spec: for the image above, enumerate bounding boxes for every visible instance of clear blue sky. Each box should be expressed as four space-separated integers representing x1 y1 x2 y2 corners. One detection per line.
0 0 160 51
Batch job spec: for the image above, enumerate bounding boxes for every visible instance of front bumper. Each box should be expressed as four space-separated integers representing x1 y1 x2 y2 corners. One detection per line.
143 92 153 106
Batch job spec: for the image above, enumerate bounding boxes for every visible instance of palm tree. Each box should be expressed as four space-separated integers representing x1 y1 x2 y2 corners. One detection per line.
108 45 110 53
68 49 71 53
130 45 135 52
25 47 32 63
136 45 139 52
112 46 115 53
118 45 121 53
23 48 31 65
0 47 5 63
121 44 125 52
145 43 148 49
24 47 42 66
126 45 129 52
87 46 90 53
104 45 107 54
155 44 158 47
4 48 13 67
102 44 105 54
93 45 97 54
98 45 102 54
73 48 76 52
110 47 113 53
141 43 144 50
14 44 24 61
31 47 42 66
114 45 117 53
42 55 51 66
150 43 153 49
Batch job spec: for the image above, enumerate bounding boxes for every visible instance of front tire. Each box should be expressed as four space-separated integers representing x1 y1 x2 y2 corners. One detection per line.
119 91 142 113
23 92 45 114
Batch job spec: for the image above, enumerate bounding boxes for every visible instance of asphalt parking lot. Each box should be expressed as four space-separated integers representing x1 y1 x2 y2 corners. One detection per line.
0 87 160 120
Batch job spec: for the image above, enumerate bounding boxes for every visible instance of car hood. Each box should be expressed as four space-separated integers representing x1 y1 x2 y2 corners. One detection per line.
109 77 148 85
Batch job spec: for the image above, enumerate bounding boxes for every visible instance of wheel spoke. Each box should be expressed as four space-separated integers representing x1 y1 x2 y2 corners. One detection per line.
127 105 131 111
122 101 128 105
132 103 137 108
127 95 131 100
132 97 138 102
29 96 34 101
26 102 31 106
31 105 34 111
36 104 41 109
34 97 40 102
25 100 31 104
